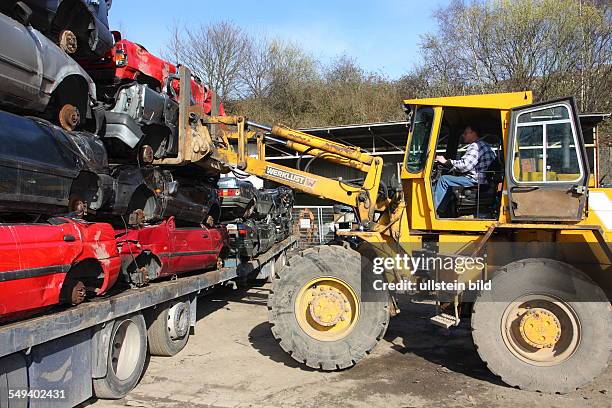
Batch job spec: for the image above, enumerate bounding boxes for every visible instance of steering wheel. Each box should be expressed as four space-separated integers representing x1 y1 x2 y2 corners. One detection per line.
431 162 447 184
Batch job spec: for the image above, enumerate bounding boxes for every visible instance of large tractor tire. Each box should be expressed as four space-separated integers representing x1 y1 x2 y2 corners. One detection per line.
268 245 389 370
472 258 610 393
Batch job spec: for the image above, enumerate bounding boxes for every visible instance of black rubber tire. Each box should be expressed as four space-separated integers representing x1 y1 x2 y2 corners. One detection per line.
146 301 190 357
268 245 389 370
472 258 611 393
93 313 148 399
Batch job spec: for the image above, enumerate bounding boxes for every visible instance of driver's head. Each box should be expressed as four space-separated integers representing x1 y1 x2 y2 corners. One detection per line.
462 125 481 144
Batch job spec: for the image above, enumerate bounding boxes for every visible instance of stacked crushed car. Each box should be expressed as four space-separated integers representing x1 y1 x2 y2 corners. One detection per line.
0 1 293 322
218 178 294 259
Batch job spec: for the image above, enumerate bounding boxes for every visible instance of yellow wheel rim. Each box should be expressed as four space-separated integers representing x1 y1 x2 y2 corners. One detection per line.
501 294 580 366
294 277 359 342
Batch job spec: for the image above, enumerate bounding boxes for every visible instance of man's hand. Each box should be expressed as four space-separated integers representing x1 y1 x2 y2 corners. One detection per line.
435 155 448 164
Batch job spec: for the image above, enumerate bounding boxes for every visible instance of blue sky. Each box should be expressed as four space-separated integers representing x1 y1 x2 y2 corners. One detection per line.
109 0 449 79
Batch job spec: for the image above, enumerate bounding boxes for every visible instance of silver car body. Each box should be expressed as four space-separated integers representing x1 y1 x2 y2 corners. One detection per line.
0 11 96 114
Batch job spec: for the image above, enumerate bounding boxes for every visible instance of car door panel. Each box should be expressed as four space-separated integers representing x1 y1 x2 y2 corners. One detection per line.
0 13 43 110
1 222 83 314
167 220 213 275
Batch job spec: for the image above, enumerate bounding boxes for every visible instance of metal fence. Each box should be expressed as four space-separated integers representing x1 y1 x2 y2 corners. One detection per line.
291 206 335 249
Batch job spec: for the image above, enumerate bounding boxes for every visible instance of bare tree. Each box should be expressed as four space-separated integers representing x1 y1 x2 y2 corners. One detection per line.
239 36 274 100
418 0 611 111
165 21 249 101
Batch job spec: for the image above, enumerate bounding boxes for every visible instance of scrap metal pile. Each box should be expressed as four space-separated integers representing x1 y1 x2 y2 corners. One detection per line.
218 178 294 259
0 1 292 323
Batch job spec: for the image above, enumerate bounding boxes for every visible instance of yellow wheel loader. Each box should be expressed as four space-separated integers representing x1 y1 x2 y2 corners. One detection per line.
169 71 611 393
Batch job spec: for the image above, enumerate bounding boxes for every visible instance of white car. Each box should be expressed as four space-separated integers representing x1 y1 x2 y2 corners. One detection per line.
0 4 98 130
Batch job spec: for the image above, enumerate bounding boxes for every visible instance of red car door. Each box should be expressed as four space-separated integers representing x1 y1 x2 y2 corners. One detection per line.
167 218 214 275
0 221 83 319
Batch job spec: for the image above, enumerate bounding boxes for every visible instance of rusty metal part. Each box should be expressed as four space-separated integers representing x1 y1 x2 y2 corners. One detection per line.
141 145 154 164
139 266 150 286
70 281 86 305
59 30 77 54
153 66 217 166
59 104 80 131
68 195 86 216
128 209 145 227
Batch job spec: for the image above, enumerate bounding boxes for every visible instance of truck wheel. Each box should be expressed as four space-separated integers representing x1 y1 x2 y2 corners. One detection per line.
93 313 148 399
147 300 191 357
472 258 610 393
268 245 389 370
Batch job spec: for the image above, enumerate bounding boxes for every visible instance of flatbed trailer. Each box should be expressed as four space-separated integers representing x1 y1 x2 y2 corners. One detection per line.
0 235 296 407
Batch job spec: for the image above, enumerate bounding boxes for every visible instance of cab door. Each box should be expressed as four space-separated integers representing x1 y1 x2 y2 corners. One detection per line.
506 97 589 221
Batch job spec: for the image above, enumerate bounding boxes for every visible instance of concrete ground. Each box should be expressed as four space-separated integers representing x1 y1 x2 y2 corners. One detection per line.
87 284 610 408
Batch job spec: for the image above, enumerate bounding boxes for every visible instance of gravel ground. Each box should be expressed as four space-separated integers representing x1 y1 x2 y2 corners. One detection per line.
86 284 610 408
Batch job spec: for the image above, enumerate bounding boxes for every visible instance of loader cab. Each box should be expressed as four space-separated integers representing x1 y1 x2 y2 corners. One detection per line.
401 92 590 231
431 107 504 219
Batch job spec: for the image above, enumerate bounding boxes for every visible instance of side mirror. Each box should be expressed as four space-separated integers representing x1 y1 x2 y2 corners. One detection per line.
167 181 179 196
13 2 32 26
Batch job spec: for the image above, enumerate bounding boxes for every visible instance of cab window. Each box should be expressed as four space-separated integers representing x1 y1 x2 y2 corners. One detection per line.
513 104 582 183
405 107 434 172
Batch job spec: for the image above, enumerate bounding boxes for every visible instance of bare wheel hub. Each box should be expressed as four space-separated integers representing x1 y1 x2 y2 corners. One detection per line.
308 287 350 327
59 104 80 131
140 145 154 163
59 30 78 54
128 209 145 227
71 281 86 305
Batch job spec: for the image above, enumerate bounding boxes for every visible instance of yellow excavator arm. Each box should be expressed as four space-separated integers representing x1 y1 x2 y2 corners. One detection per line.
201 115 385 224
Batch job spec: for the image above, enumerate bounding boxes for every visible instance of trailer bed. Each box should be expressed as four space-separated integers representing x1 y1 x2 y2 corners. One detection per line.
0 235 296 359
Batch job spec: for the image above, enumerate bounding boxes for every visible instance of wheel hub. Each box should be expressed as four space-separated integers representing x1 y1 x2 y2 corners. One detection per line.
167 302 189 340
519 308 561 348
59 30 77 54
308 287 349 327
59 104 80 131
295 277 359 342
71 281 86 305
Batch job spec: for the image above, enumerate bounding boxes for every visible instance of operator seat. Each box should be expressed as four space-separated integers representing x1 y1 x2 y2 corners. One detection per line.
449 157 503 218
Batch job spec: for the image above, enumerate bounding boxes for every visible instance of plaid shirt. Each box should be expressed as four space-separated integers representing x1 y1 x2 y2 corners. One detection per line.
450 139 496 184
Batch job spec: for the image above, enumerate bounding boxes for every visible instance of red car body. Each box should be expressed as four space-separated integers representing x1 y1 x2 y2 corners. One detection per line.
117 217 228 285
84 33 225 116
0 218 121 321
